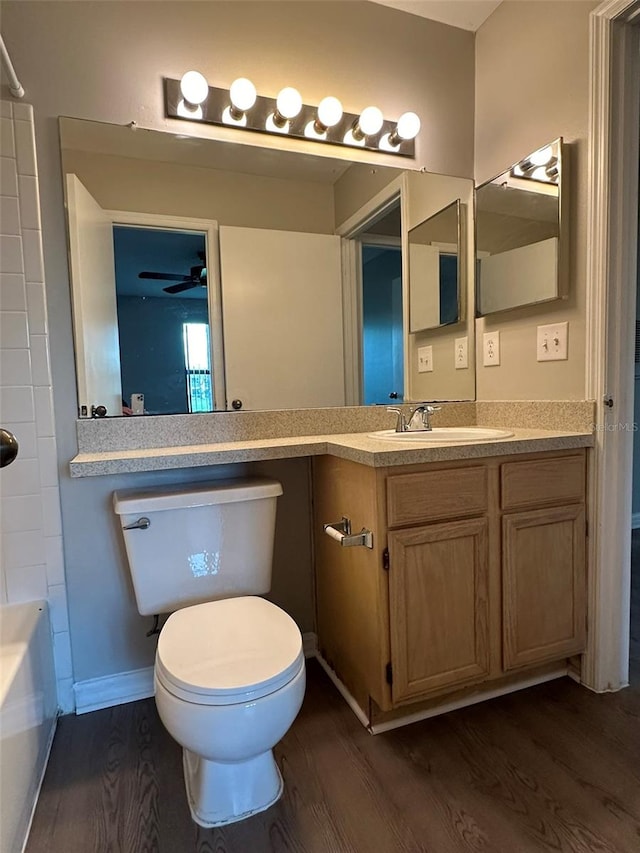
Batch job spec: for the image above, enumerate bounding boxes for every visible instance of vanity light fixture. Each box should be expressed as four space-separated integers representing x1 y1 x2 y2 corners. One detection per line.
267 86 303 132
178 70 209 119
224 77 257 125
306 96 343 139
165 75 419 157
379 111 421 152
346 106 384 146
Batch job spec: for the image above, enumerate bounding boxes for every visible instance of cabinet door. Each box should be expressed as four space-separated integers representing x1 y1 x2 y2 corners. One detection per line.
389 517 489 704
502 504 586 670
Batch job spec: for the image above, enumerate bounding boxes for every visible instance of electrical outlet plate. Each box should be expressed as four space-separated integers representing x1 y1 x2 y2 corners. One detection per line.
537 321 568 361
454 336 468 369
483 331 500 366
417 345 433 373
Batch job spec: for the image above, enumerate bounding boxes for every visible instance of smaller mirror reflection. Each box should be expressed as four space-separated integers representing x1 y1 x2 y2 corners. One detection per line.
408 199 461 332
475 138 566 316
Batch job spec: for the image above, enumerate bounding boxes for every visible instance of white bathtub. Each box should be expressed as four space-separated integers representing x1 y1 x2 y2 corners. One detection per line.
0 601 57 853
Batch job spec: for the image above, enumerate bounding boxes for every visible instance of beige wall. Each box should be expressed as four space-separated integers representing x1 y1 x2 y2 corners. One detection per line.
0 1 475 689
474 0 597 401
62 149 336 234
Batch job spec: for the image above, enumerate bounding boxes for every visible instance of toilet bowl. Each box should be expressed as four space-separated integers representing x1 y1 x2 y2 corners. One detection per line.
153 595 306 827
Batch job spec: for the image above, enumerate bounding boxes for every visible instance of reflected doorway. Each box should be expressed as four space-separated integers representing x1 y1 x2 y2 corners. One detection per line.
359 200 403 405
361 244 403 404
112 226 212 415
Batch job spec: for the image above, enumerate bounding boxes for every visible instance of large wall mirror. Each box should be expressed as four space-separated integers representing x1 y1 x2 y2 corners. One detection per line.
475 138 568 316
60 117 476 416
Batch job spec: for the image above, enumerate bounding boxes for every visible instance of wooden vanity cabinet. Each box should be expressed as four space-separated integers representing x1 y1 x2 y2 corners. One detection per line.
500 455 587 670
385 466 491 705
312 449 587 722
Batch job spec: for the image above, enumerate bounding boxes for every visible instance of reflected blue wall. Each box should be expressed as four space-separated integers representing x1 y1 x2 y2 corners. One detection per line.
117 296 209 415
362 246 403 405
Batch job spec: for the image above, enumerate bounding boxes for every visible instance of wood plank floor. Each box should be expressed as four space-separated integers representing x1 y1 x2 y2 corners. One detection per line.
27 539 640 853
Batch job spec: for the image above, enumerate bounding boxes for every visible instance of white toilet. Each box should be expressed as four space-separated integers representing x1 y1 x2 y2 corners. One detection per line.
113 478 306 827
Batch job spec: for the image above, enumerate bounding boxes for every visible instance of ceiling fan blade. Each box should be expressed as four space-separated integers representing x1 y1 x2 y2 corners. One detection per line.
138 271 191 281
163 280 200 294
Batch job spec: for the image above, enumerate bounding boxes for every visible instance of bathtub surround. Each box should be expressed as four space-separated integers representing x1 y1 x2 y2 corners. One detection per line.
0 100 72 713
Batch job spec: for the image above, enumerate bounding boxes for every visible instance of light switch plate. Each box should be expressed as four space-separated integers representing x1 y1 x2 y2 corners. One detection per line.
418 345 433 373
537 321 568 361
455 336 468 369
483 331 500 366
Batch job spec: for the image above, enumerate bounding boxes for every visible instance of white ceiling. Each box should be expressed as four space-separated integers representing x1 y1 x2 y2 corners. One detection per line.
369 1 502 32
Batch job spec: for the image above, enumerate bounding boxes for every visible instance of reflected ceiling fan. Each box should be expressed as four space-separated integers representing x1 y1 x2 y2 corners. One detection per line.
138 251 207 294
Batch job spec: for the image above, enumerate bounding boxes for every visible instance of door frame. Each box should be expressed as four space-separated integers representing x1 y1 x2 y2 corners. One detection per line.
585 0 640 691
106 210 226 412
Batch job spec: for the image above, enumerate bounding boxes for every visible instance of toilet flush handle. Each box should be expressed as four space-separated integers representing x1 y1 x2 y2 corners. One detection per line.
123 517 151 531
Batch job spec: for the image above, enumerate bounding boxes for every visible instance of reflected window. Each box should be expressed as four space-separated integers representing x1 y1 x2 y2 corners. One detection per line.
183 323 213 413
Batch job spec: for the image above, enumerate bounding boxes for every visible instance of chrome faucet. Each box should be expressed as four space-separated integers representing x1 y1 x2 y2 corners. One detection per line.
407 404 441 431
387 404 442 432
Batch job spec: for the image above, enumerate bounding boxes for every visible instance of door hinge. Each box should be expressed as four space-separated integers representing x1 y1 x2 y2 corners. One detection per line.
385 661 393 685
585 520 589 537
382 548 390 571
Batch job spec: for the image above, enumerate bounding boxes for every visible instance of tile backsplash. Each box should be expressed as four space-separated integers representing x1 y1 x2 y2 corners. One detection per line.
0 100 73 712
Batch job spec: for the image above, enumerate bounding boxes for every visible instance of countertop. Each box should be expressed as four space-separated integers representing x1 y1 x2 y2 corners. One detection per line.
69 427 594 477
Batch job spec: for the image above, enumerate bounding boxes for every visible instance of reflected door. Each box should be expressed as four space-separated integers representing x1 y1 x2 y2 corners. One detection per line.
66 174 122 417
361 245 403 405
219 226 344 410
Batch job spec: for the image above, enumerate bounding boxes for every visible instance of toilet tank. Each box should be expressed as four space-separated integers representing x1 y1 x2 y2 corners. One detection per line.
113 478 283 615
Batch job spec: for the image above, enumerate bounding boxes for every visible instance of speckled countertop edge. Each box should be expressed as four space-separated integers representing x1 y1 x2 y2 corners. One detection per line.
69 428 594 477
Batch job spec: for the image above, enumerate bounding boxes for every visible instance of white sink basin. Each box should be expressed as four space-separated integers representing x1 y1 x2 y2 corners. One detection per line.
367 427 514 443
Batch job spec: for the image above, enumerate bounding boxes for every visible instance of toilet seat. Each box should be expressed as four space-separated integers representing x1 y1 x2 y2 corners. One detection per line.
156 596 304 706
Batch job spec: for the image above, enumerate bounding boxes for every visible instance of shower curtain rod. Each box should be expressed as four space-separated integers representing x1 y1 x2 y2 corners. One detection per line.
0 34 24 98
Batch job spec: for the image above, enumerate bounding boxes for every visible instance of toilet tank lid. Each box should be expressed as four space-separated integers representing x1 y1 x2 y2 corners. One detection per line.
113 477 282 515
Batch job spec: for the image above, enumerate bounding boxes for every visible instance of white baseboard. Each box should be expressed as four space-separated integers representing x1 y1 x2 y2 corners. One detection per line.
314 651 370 729
369 666 569 734
74 632 319 715
632 512 640 529
314 651 569 735
74 666 154 715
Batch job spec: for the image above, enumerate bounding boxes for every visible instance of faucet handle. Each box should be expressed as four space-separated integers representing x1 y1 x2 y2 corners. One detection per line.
387 407 407 433
413 403 441 430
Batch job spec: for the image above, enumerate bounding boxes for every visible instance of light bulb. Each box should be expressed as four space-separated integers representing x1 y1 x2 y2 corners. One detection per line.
396 111 421 141
358 106 384 136
180 71 209 106
276 87 303 120
530 145 554 167
230 77 257 113
317 96 343 128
